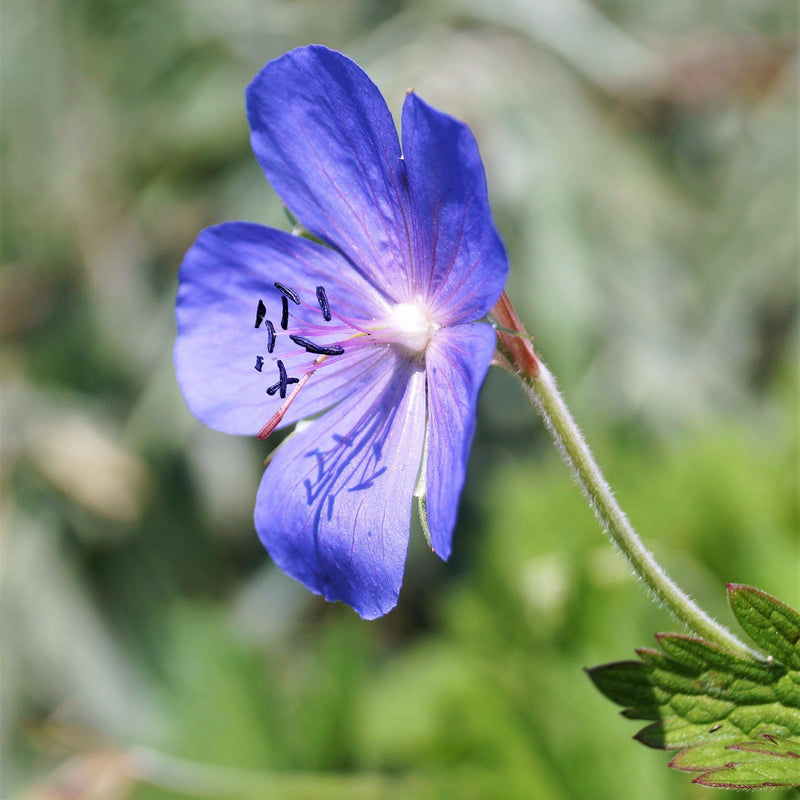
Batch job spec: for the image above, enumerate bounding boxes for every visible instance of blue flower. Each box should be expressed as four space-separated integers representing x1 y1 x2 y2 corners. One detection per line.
174 46 508 618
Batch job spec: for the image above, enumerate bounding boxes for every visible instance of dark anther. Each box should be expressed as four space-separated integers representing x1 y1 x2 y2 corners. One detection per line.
266 320 276 353
274 359 299 398
254 355 264 372
289 335 344 357
316 285 331 321
255 298 266 328
274 282 300 304
280 296 289 330
267 359 299 397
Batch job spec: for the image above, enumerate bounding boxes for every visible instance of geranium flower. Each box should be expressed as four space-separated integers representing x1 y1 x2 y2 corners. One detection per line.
174 45 508 618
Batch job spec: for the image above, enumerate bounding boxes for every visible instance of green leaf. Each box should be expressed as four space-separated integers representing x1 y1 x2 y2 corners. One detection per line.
669 734 800 789
587 633 799 750
728 584 800 670
587 585 800 788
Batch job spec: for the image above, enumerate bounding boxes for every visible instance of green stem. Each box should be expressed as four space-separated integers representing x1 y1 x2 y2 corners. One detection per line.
489 291 756 659
524 360 756 659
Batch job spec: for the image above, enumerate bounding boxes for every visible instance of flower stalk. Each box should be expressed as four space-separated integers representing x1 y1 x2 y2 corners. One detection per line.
491 292 757 660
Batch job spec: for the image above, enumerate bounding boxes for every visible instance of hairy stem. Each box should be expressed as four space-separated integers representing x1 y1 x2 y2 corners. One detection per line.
491 293 757 659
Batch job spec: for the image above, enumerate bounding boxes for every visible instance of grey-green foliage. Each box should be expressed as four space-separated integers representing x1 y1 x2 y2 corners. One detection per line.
1 0 796 798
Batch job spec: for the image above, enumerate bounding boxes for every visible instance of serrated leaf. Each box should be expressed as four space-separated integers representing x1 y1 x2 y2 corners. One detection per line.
585 660 654 709
728 584 800 670
670 734 800 789
587 633 800 751
588 586 800 789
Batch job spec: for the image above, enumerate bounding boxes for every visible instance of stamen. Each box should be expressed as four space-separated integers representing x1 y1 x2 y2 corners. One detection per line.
274 282 300 304
266 377 299 396
316 286 331 321
266 358 299 397
266 320 276 353
257 354 327 440
280 296 289 330
277 359 291 398
254 355 264 372
254 298 266 328
288 334 344 357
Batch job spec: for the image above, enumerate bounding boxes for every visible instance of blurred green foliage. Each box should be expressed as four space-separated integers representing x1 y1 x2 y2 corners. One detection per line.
2 0 797 798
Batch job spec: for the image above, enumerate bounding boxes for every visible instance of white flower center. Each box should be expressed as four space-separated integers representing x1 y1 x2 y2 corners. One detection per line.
386 301 437 356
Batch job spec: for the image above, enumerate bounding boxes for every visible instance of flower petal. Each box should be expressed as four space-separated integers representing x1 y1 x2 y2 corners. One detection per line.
255 355 426 619
246 45 414 302
424 323 497 559
401 93 508 324
174 222 387 435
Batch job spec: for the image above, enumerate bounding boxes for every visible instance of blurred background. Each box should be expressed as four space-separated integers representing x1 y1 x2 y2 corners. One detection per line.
2 0 797 798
